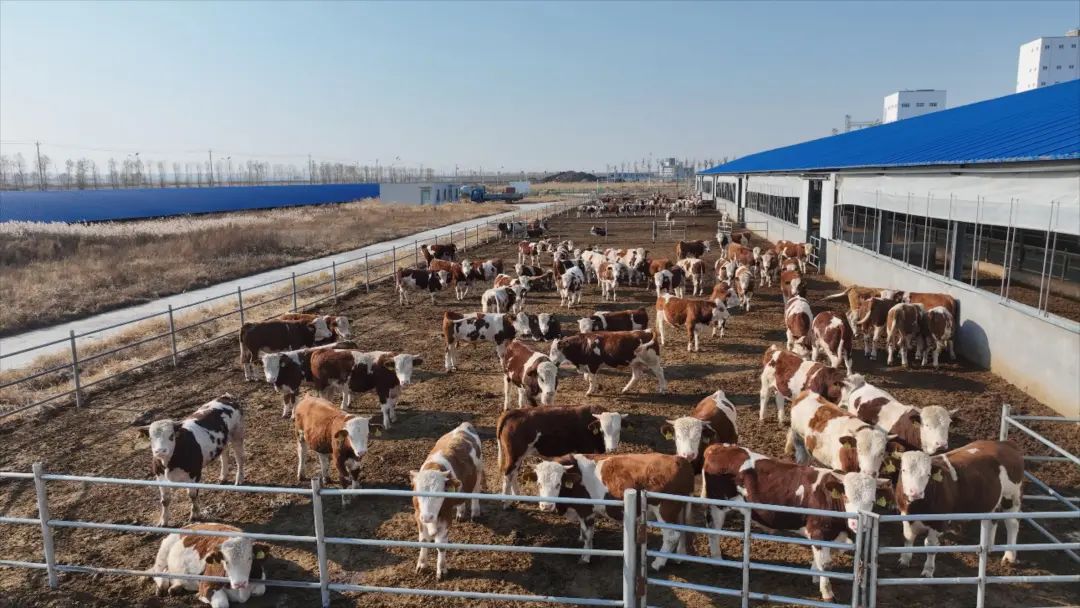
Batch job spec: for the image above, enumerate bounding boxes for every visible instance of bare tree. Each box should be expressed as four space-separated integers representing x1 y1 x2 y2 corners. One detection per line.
108 158 119 188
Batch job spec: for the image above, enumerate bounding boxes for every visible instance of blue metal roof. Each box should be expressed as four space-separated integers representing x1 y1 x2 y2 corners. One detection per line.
700 79 1080 175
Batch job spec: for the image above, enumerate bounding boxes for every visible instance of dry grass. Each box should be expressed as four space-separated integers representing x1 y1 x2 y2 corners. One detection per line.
0 200 512 336
524 181 689 199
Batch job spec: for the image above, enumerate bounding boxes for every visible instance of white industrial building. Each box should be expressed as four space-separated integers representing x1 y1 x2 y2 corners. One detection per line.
658 158 694 180
378 182 461 205
882 90 947 123
1016 29 1080 92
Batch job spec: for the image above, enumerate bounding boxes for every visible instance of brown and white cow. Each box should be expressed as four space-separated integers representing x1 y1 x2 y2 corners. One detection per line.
549 330 667 395
293 395 383 504
275 313 352 340
421 243 457 263
656 294 731 352
919 306 955 368
599 260 628 302
442 311 530 371
810 311 854 376
758 249 779 287
714 257 736 283
733 265 755 311
786 391 889 476
676 258 705 296
470 257 503 280
726 242 756 268
501 339 559 409
559 266 586 308
896 441 1024 577
259 342 359 417
517 240 539 265
139 395 245 526
577 307 649 333
852 296 894 360
396 268 450 305
841 375 955 456
238 318 335 381
776 240 814 274
304 349 419 427
411 422 484 580
654 265 686 298
702 444 890 601
648 258 675 281
496 405 625 505
659 389 738 471
152 523 269 605
675 239 710 259
528 453 694 569
784 295 813 358
482 284 526 314
428 259 475 300
515 264 555 291
779 269 806 304
709 280 742 311
886 302 922 367
759 345 848 424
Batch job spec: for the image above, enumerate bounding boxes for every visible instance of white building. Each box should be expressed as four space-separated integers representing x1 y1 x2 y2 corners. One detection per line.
379 182 461 205
658 157 694 180
1016 29 1080 92
882 90 947 123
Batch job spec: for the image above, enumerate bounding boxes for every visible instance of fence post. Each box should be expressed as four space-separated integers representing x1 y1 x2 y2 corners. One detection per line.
167 305 178 367
414 240 419 267
605 219 609 241
68 330 82 408
741 506 752 608
651 221 656 242
237 286 245 327
392 245 397 272
976 519 991 608
364 253 371 293
332 261 338 304
635 490 649 607
851 511 867 608
622 489 639 608
32 462 58 589
310 477 330 608
999 403 1011 441
291 272 298 312
868 512 881 608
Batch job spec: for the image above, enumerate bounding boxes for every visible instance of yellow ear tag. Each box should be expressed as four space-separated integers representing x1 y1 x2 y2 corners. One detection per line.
373 429 382 437
830 488 842 499
876 496 887 507
932 470 944 482
592 427 601 435
563 480 574 489
891 450 902 458
884 462 896 473
663 430 674 440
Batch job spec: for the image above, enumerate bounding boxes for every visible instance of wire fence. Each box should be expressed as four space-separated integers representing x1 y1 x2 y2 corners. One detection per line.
0 201 582 421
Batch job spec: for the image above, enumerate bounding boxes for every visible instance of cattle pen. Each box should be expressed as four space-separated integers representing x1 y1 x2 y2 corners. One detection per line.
1 205 1078 608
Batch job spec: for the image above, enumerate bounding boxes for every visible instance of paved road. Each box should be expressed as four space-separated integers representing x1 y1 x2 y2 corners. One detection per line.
0 202 558 371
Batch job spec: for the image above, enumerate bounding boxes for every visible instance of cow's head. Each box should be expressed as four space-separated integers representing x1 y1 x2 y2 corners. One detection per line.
139 419 179 464
334 416 381 489
661 417 716 461
711 299 731 327
410 468 461 524
838 374 867 407
534 360 558 406
309 317 333 342
384 353 423 386
261 353 287 385
537 313 560 340
529 460 580 512
434 270 451 289
916 406 955 455
204 536 259 590
588 412 627 452
898 450 938 503
548 338 568 366
702 240 711 252
838 427 888 476
577 315 598 334
328 316 351 339
509 313 532 338
837 472 894 531
820 368 850 404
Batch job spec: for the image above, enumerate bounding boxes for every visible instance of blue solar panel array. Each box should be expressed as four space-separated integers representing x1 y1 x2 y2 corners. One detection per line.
701 80 1080 175
0 183 381 223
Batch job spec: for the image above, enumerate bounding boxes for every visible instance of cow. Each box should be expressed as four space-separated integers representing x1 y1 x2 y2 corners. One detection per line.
428 259 474 300
759 250 779 287
474 258 504 280
421 243 456 263
482 284 526 314
656 294 730 352
733 265 755 311
714 257 736 283
659 389 738 471
810 311 854 376
701 444 891 601
498 221 525 237
589 225 607 237
517 241 538 265
495 405 626 506
896 441 1024 578
559 266 586 308
776 240 814 274
786 391 889 477
852 296 894 360
501 339 559 409
442 311 530 371
919 306 955 368
675 239 710 259
258 342 363 417
238 318 335 381
726 243 756 267
784 295 813 358
580 250 608 284
905 292 958 323
599 261 628 302
780 269 806 303
527 452 694 569
709 281 741 311
648 258 674 280
677 258 705 296
396 268 450 305
758 345 848 424
886 302 922 367
138 395 244 526
512 312 560 342
275 314 352 340
840 375 955 456
515 264 555 291
289 349 418 427
577 308 649 334
549 330 667 395
293 396 383 504
152 523 269 606
654 266 686 298
411 422 484 580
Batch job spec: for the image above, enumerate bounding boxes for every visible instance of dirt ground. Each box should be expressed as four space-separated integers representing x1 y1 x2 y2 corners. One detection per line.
1 211 1077 608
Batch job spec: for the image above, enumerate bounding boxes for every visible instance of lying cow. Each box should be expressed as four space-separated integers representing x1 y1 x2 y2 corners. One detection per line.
139 395 244 526
786 391 889 477
659 389 738 471
577 308 649 333
784 295 813 358
841 375 955 455
702 444 890 601
293 395 383 504
759 345 847 424
528 452 694 569
656 294 730 352
501 339 558 409
238 318 335 381
495 405 625 505
411 422 484 580
152 523 269 606
810 311 854 376
896 441 1023 578
549 330 667 395
396 268 450 305
442 311 530 371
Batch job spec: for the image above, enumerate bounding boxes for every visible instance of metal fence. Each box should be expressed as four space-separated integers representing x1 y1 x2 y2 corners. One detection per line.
0 201 582 421
542 218 689 243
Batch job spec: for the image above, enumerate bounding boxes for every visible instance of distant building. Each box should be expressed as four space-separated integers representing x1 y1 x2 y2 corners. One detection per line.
1016 29 1080 92
882 90 947 123
658 158 694 180
379 182 460 205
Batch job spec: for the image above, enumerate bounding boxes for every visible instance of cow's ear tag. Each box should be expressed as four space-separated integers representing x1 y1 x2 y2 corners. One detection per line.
373 428 382 437
255 550 266 559
830 488 842 499
876 496 887 508
932 470 944 482
563 480 574 489
662 430 674 440
592 427 600 435
884 462 896 473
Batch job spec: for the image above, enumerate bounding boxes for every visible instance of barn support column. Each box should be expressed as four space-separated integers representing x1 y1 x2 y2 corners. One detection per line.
949 221 970 281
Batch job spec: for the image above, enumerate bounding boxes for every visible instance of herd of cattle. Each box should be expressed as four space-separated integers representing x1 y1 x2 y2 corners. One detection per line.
133 212 1027 606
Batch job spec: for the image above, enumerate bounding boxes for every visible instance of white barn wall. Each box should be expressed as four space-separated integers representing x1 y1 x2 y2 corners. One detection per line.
743 208 806 243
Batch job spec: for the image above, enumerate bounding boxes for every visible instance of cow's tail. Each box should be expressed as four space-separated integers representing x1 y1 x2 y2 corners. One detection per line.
856 307 873 327
822 286 855 302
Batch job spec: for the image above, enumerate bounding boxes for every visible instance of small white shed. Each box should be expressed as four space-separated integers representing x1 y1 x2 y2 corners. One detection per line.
379 182 461 205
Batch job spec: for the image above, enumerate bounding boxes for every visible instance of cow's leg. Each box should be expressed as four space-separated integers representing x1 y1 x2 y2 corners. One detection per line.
584 370 599 396
340 388 353 410
651 518 681 570
621 364 642 394
503 375 511 411
899 521 923 567
296 436 308 481
385 385 400 424
240 345 252 381
775 390 786 425
416 526 431 573
187 487 201 522
230 434 245 485
471 469 483 520
886 334 896 365
281 392 295 419
759 374 773 422
657 315 666 345
219 452 229 483
517 387 528 409
157 481 171 527
811 342 820 363
1003 514 1019 564
933 342 943 369
786 329 795 352
435 524 450 580
688 323 697 352
948 339 956 361
578 519 595 564
813 545 834 600
921 528 940 577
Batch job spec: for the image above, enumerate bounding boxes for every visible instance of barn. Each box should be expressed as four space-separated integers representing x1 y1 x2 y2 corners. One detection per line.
698 80 1080 416
379 181 462 205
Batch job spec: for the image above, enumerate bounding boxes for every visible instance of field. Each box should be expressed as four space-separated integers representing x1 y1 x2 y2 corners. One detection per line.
0 200 512 337
1 212 1077 608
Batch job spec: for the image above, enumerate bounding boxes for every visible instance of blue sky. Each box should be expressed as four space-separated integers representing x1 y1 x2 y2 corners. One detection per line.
1 1 1077 173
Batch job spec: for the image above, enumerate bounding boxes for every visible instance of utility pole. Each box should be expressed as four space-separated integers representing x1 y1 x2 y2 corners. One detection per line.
35 141 45 190
308 154 314 184
208 150 214 187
